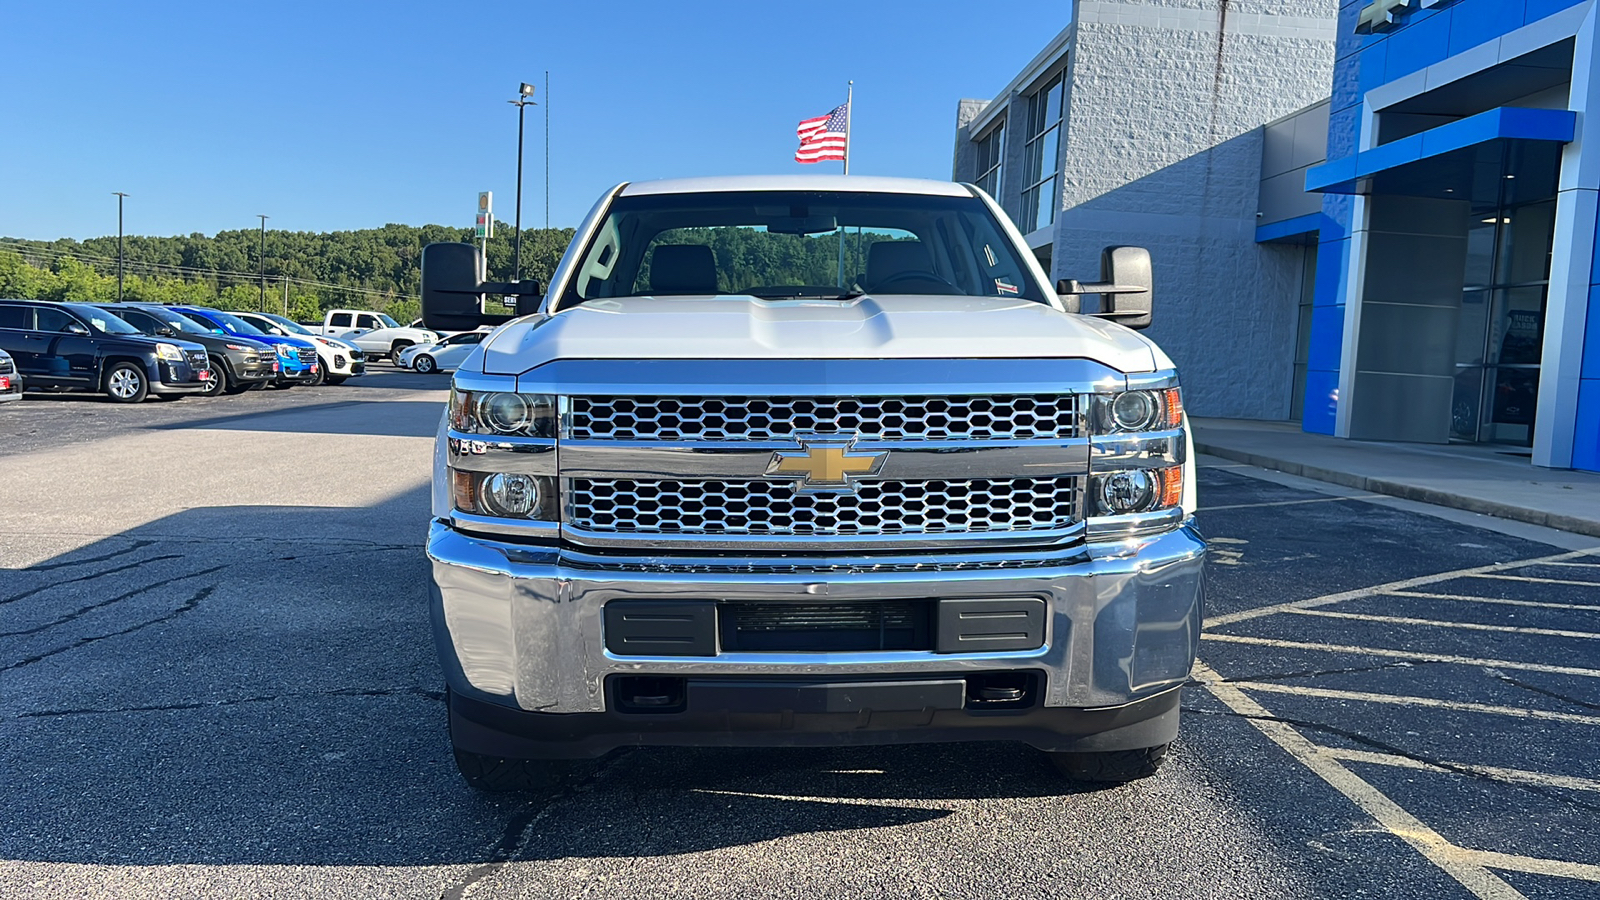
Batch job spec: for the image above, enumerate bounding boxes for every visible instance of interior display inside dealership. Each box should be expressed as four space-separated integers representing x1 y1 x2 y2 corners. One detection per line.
954 0 1600 472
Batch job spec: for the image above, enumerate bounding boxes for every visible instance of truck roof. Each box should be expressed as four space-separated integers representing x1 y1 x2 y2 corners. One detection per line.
617 175 974 198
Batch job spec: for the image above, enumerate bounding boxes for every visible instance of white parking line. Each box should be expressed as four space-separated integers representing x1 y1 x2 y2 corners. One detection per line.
1200 633 1600 679
1387 590 1600 612
1200 496 1381 512
1204 548 1600 629
1528 561 1600 569
1320 747 1600 794
1468 573 1600 588
1195 662 1528 899
1282 608 1600 641
1231 681 1600 726
1464 850 1600 883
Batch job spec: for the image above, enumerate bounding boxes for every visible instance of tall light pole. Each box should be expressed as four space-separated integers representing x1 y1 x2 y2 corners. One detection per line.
256 214 269 311
113 192 129 301
508 82 537 282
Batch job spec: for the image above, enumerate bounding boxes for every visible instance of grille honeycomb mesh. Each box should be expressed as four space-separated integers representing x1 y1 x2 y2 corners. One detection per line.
568 395 1078 442
568 478 1079 536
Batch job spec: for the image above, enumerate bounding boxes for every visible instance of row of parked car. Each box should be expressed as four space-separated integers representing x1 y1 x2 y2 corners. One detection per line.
0 299 425 404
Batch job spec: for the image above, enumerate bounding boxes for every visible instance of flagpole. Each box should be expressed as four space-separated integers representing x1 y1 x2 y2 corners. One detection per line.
843 80 853 175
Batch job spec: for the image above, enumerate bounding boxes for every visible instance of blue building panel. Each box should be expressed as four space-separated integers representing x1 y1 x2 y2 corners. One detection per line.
1584 286 1600 380
1302 370 1341 435
1307 304 1347 372
1314 238 1351 308
1255 214 1325 244
1384 9 1453 81
1448 0 1527 54
1573 380 1600 472
1525 0 1587 24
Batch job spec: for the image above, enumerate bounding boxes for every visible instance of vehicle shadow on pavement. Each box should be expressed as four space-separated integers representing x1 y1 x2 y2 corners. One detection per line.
0 487 1094 868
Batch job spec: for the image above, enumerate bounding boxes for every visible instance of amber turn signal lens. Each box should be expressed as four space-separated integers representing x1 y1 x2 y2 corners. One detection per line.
1158 466 1184 509
1161 389 1184 429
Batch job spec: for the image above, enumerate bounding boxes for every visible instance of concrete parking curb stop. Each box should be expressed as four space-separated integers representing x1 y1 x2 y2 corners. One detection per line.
1192 418 1600 539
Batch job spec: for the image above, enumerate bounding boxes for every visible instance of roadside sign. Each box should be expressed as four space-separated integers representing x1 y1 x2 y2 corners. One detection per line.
476 191 493 238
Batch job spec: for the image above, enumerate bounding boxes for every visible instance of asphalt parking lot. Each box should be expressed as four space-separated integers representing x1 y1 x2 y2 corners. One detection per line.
3 371 1599 899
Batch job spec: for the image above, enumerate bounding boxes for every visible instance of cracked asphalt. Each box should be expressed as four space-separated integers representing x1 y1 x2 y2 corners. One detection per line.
3 370 1599 899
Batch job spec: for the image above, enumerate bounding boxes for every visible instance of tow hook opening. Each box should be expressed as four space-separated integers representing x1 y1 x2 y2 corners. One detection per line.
613 676 687 714
964 672 1038 710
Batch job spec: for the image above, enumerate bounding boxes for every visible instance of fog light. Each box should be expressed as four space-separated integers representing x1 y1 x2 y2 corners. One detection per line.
1099 470 1157 514
480 472 540 518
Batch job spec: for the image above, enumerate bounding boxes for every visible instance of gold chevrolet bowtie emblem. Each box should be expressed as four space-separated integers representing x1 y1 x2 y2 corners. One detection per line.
766 438 887 491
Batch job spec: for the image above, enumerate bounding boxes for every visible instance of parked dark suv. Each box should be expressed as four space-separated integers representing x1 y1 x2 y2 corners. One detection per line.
0 299 213 403
91 303 278 396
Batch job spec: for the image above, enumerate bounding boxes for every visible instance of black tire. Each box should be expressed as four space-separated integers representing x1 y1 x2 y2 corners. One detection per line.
1048 744 1170 783
307 365 326 386
324 375 347 385
202 358 229 397
389 340 412 364
103 362 149 404
447 690 567 793
414 354 437 374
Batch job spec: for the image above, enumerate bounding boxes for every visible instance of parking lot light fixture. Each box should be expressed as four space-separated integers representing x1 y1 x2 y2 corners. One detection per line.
113 192 129 301
256 214 269 312
509 82 537 283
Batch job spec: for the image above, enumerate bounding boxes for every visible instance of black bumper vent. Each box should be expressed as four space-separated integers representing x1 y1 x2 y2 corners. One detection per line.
719 600 933 652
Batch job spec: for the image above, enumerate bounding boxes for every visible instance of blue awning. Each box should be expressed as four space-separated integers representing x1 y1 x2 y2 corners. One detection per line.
1306 106 1575 196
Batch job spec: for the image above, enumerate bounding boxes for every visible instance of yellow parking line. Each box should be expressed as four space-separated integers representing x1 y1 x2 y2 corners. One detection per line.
1387 590 1600 612
1194 662 1527 899
1201 633 1600 679
1319 747 1600 794
1282 608 1600 640
1233 681 1600 726
1469 573 1600 588
1204 548 1600 628
1466 849 1600 882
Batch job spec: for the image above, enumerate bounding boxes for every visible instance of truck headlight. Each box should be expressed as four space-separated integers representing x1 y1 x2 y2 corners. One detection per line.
449 389 557 438
452 470 557 520
155 342 184 362
1090 467 1183 516
1092 388 1182 433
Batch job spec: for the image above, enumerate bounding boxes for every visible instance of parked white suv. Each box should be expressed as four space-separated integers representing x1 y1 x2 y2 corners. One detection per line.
300 309 438 364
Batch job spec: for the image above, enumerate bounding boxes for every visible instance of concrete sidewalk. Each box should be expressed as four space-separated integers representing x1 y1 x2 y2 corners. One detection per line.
1191 417 1600 538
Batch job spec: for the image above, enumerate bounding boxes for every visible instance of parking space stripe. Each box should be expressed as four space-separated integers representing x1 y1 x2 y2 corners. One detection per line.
1200 496 1382 512
1201 633 1600 679
1194 662 1528 900
1319 748 1600 794
1387 590 1600 612
1529 562 1600 569
1282 608 1600 640
1465 850 1600 883
1204 549 1600 629
1468 573 1600 588
1231 681 1600 726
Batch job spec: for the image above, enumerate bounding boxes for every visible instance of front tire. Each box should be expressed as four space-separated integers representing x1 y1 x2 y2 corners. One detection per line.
413 354 437 374
447 689 567 792
1048 744 1170 783
389 341 412 365
202 359 229 397
307 365 326 386
104 362 149 404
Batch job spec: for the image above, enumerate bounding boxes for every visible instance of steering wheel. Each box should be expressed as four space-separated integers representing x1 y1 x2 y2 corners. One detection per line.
871 270 958 292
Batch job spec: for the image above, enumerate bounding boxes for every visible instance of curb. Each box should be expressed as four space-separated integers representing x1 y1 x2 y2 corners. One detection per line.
1194 440 1600 540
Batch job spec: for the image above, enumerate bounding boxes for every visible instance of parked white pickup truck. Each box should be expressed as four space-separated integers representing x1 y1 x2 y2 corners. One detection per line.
300 309 439 363
422 175 1204 793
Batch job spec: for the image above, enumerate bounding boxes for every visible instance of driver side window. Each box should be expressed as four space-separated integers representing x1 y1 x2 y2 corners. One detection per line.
35 308 79 333
357 315 382 331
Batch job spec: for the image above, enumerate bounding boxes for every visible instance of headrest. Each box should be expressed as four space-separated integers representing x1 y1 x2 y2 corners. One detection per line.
866 241 933 286
648 244 718 295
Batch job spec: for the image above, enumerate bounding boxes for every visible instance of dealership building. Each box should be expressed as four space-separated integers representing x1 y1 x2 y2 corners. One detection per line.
955 0 1600 473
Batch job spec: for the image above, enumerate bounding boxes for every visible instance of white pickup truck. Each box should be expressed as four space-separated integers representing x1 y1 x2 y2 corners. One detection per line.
299 309 439 364
422 175 1204 792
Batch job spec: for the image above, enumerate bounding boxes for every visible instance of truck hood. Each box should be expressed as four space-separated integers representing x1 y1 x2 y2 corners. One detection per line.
481 295 1159 375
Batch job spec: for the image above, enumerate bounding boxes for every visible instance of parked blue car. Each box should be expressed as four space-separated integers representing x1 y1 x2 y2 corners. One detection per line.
166 306 319 388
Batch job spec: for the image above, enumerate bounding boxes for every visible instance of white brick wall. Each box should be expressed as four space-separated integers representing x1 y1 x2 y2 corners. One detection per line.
1051 0 1336 419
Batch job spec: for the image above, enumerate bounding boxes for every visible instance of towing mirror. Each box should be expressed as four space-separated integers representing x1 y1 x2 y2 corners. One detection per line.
420 242 542 332
1057 246 1154 330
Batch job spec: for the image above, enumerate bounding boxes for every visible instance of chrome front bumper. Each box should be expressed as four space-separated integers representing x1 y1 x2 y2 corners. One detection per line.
427 521 1205 715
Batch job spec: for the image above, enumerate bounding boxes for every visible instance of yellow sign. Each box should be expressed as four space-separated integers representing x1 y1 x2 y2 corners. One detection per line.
766 440 887 490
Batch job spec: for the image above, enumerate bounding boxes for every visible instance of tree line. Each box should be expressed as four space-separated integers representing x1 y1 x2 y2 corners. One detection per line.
0 222 574 324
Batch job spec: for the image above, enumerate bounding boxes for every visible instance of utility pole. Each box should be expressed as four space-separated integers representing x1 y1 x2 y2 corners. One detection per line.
545 71 550 229
509 82 537 282
282 277 289 317
113 192 129 301
256 214 269 311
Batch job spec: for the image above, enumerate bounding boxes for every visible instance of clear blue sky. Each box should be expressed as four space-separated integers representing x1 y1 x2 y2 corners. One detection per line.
0 0 1069 241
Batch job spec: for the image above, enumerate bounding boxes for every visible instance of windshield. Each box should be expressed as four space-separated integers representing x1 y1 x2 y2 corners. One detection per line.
261 313 312 335
72 305 142 335
557 190 1044 308
375 313 400 328
180 309 266 337
153 310 211 334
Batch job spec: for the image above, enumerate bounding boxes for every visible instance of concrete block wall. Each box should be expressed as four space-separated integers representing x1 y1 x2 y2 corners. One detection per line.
1052 0 1338 420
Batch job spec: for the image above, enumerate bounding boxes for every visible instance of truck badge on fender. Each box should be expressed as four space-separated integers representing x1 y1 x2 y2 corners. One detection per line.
765 438 887 492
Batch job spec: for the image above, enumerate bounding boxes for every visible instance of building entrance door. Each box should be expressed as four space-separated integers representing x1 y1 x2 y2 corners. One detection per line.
1450 152 1559 446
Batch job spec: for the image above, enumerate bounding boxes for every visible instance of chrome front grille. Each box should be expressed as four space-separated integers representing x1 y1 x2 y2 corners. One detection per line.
297 348 317 366
569 394 1079 442
0 357 13 375
567 477 1081 537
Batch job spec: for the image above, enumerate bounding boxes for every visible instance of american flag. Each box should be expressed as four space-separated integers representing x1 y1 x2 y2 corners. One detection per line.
795 102 849 164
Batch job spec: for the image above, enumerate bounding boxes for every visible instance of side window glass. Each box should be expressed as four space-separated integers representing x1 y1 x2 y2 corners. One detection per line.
0 305 28 329
330 313 352 328
358 315 381 331
35 308 77 332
